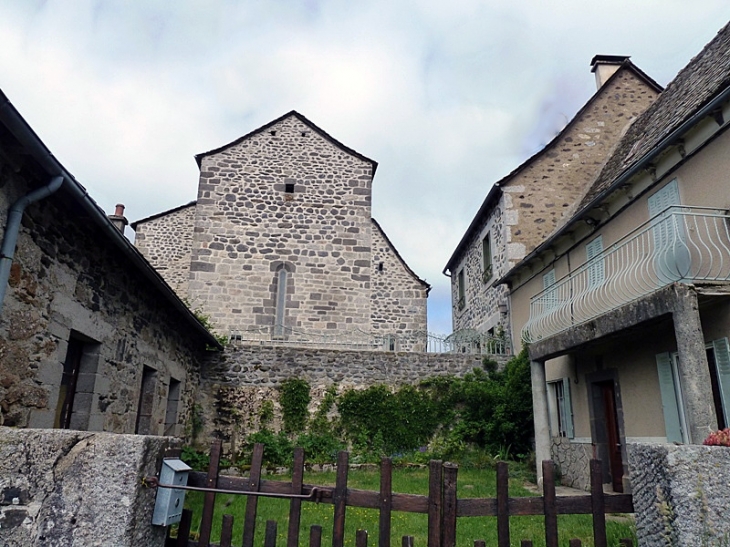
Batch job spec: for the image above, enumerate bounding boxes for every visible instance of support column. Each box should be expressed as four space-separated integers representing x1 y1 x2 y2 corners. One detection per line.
672 284 716 443
531 359 551 485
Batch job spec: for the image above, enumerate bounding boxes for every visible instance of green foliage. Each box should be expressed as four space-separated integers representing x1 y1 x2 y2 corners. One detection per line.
187 403 204 442
181 298 228 347
338 384 443 456
295 431 345 463
280 378 311 434
181 445 210 471
241 429 294 467
259 400 274 428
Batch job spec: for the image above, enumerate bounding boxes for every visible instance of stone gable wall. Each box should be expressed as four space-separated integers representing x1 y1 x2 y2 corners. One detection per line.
133 203 196 298
451 68 660 333
0 170 205 434
370 221 428 350
189 115 375 337
502 69 660 264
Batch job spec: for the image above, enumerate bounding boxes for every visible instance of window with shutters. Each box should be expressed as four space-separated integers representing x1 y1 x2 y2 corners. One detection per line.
542 269 557 310
648 179 690 282
547 378 574 438
655 352 688 443
586 236 604 288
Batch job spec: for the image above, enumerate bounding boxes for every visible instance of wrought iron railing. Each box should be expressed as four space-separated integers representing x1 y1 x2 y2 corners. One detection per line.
523 206 730 341
228 326 510 355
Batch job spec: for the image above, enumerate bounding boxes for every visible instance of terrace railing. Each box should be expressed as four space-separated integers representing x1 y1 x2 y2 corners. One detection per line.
229 326 511 356
524 206 730 341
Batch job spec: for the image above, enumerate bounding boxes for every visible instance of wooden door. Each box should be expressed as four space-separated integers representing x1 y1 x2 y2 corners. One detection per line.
601 382 624 493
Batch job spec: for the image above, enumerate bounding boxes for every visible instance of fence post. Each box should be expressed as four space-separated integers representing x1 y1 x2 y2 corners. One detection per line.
332 450 349 547
242 443 265 547
287 447 305 547
542 460 558 547
427 460 443 547
441 463 458 547
590 459 607 547
379 457 393 547
198 439 222 547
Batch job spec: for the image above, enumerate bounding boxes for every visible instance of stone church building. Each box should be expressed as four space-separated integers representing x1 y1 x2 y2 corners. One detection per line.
133 112 430 351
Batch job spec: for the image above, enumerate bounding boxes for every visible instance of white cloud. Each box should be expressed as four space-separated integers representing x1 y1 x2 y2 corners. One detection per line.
1 0 730 332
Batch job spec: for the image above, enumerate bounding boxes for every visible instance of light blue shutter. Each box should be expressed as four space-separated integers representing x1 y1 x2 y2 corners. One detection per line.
648 179 689 281
543 270 556 310
562 377 574 438
586 236 604 287
656 352 683 443
712 337 730 426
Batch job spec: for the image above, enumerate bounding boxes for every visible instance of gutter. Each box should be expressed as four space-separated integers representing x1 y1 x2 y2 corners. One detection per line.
0 176 63 315
496 83 730 288
0 92 223 349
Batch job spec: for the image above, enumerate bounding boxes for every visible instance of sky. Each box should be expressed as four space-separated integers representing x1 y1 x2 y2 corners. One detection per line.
1 1 729 334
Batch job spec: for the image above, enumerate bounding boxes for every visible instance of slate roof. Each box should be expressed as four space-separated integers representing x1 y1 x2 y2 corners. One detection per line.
131 200 197 230
443 59 661 274
577 21 730 209
195 111 378 174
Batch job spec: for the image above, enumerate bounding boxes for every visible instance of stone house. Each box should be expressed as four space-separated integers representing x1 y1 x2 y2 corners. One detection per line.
443 56 662 351
501 22 730 491
133 112 430 351
0 89 220 434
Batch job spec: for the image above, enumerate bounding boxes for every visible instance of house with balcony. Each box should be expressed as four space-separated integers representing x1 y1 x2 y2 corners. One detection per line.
443 55 661 357
499 21 730 491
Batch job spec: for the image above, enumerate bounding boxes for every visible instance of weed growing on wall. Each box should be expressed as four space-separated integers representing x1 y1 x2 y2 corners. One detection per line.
279 378 311 434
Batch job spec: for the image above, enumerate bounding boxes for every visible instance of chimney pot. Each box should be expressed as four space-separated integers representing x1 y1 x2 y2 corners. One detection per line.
114 203 125 216
108 204 129 233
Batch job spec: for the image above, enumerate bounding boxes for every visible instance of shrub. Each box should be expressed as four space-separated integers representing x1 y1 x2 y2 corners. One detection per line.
240 429 293 467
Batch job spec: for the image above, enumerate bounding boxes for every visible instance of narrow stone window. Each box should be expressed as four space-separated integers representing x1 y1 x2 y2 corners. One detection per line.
274 268 288 336
270 130 277 136
384 334 397 352
285 183 295 194
135 366 158 435
164 378 181 436
457 269 466 310
378 262 384 272
482 233 492 282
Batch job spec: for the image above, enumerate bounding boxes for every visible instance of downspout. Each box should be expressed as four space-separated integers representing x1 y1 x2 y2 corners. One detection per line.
0 176 64 315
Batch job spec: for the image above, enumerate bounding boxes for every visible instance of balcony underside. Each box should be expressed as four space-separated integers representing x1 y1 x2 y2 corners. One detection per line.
527 282 730 362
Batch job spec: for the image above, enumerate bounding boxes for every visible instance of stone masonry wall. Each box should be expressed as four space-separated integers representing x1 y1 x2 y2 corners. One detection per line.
628 443 730 546
451 67 660 332
551 436 592 491
452 198 510 334
197 344 484 450
0 168 205 435
133 203 196 298
0 427 179 547
370 220 428 351
189 114 374 337
502 68 660 265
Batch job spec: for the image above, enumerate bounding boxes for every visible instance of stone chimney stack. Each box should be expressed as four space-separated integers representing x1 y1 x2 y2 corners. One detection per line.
108 204 128 233
591 55 630 90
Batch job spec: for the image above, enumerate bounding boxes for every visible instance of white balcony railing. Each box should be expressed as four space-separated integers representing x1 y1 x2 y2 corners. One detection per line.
523 206 730 342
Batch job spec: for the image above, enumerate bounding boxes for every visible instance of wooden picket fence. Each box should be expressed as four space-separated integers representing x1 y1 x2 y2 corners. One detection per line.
164 440 634 547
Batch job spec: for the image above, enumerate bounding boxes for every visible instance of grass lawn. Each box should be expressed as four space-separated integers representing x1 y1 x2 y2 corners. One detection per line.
182 466 635 547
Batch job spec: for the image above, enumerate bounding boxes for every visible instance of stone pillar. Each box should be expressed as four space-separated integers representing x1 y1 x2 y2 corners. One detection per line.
0 427 180 547
672 284 716 443
531 359 551 485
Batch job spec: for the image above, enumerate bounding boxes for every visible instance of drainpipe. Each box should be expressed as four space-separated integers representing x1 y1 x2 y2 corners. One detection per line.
0 175 64 315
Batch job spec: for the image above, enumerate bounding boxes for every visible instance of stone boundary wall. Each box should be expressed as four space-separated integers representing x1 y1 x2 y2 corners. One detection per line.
628 443 730 546
0 427 180 547
551 436 592 491
198 345 488 450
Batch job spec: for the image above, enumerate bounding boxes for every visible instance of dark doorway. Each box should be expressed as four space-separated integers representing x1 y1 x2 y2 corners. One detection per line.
706 348 727 430
589 378 624 492
54 338 84 429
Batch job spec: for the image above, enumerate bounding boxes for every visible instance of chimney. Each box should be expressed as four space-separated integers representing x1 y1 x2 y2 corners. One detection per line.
591 55 630 90
108 203 128 233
